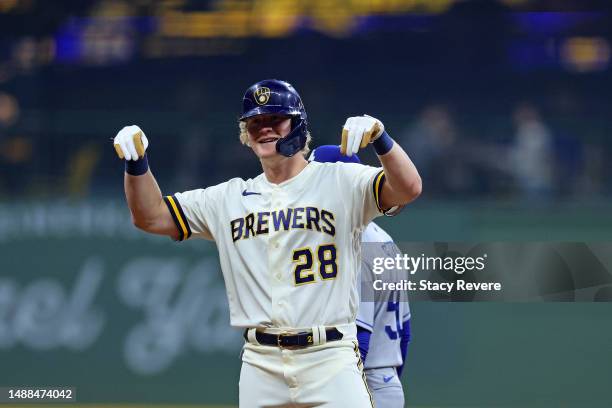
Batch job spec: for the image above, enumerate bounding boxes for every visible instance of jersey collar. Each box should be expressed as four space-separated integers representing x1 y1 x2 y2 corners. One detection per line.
260 161 317 189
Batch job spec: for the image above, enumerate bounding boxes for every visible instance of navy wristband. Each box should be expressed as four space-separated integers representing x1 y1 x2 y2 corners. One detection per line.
372 131 394 155
125 154 149 176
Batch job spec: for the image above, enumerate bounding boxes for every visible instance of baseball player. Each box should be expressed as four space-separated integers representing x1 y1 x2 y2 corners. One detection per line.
310 145 411 408
112 79 421 407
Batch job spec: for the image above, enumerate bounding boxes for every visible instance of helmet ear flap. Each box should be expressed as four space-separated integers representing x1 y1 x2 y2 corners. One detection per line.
290 116 299 131
276 117 307 157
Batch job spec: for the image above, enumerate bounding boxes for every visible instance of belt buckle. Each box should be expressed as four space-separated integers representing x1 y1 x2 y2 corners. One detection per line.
277 332 288 348
277 332 304 349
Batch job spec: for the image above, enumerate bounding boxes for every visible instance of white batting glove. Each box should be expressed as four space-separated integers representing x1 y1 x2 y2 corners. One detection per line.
113 125 149 161
340 115 385 156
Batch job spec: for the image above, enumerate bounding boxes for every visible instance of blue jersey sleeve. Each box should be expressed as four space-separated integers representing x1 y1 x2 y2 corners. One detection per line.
356 326 372 363
397 320 411 377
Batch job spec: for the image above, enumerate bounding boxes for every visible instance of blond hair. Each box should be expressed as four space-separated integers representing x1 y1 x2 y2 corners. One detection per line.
238 120 312 156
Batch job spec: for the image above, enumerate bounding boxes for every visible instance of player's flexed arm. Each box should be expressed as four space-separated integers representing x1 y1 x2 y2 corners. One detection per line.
113 125 179 240
341 116 422 210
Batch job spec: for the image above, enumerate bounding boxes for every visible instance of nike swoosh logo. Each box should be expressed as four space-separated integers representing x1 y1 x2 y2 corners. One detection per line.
383 375 394 383
242 189 261 196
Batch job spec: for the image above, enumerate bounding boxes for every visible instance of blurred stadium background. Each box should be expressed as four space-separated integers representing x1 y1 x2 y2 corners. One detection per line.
1 0 611 407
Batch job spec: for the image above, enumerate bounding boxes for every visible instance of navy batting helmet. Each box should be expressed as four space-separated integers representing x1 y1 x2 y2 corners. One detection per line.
239 79 308 157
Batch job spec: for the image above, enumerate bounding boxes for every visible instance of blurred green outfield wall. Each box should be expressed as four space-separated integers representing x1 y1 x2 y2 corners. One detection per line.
0 201 242 404
1 201 611 406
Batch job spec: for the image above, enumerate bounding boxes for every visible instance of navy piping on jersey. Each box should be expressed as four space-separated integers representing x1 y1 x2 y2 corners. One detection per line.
164 195 192 241
372 170 386 213
356 319 374 331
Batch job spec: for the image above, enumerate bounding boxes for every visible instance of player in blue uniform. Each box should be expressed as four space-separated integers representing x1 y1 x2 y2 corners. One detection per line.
310 145 411 408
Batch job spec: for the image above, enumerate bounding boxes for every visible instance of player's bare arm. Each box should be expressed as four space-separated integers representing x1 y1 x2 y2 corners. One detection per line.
114 125 179 240
375 142 421 209
341 115 422 209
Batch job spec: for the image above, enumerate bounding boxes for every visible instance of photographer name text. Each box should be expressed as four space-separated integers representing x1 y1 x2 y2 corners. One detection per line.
373 279 502 293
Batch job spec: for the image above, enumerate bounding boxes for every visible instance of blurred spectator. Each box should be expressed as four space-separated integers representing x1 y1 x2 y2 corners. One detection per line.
508 103 554 199
66 143 101 198
11 37 38 72
0 92 33 195
0 93 19 127
401 104 470 197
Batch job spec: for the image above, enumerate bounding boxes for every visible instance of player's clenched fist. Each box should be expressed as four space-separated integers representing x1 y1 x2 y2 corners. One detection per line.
113 125 149 161
340 115 385 156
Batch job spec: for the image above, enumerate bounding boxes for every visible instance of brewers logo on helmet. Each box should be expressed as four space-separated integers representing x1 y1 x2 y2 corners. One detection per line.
254 87 271 105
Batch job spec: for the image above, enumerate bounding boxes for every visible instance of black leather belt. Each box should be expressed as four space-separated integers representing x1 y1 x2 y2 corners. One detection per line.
244 328 343 348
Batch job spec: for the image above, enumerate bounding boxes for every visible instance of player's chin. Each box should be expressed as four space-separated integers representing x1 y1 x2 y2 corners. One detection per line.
253 141 279 158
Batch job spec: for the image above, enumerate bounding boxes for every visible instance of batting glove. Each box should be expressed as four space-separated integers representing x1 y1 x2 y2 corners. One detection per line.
340 115 385 156
113 125 149 161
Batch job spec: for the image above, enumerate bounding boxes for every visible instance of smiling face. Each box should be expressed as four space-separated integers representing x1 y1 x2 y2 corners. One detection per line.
245 114 292 159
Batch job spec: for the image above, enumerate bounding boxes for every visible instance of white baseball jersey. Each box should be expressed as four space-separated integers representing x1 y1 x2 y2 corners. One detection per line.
357 222 411 369
163 161 387 330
